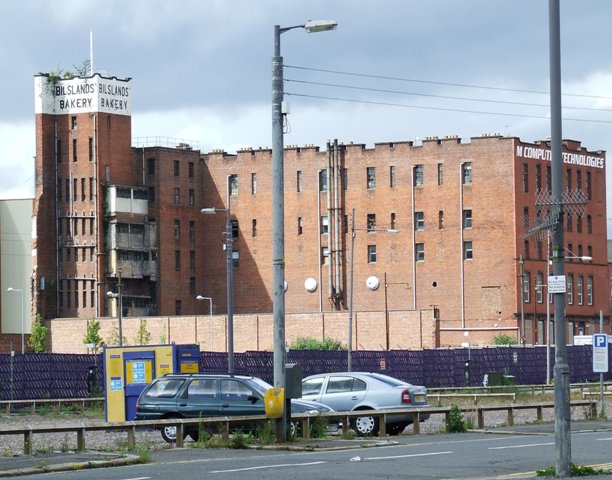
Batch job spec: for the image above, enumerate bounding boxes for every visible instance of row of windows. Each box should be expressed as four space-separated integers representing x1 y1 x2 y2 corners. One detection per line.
58 177 96 203
56 136 94 163
59 216 95 237
59 246 96 263
172 188 196 206
174 219 240 241
146 158 196 179
522 239 592 261
58 278 96 310
522 162 593 199
523 207 593 235
172 249 240 271
522 272 594 306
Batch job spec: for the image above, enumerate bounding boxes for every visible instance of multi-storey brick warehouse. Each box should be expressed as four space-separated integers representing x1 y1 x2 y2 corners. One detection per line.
33 72 608 349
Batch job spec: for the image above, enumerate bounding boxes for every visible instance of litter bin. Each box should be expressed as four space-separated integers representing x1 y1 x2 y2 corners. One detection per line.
264 387 285 419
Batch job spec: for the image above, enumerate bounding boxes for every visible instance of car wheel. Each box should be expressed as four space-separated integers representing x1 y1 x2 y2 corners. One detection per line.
351 412 379 436
160 416 183 443
387 422 408 436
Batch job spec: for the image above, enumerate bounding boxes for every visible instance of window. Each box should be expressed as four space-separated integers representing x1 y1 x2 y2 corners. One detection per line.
463 209 473 229
463 241 473 260
319 170 327 191
389 166 396 188
189 277 196 296
566 212 572 232
148 186 156 203
565 169 571 191
57 139 62 163
81 178 86 201
367 214 376 232
576 214 582 233
188 162 194 178
367 245 377 263
587 276 593 305
367 167 376 189
321 216 329 234
58 179 62 202
390 212 396 230
567 274 574 304
462 162 472 185
587 245 592 258
536 272 543 303
577 275 584 305
438 210 444 229
414 212 424 231
147 158 155 175
89 177 94 200
297 217 303 235
71 116 77 129
576 170 582 191
535 164 542 192
437 163 443 186
414 164 423 186
175 300 182 315
586 171 592 199
175 250 181 270
297 171 303 192
587 215 592 234
174 160 180 176
522 163 528 193
229 174 238 196
174 219 180 240
252 219 257 237
189 220 195 241
188 189 195 207
415 243 425 262
523 271 530 303
190 250 195 272
546 165 552 192
251 173 257 194
174 188 180 205
342 168 348 190
231 219 239 239
73 178 77 202
524 240 529 259
89 138 93 161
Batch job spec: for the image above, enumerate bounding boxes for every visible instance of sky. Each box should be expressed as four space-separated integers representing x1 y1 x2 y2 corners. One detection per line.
2 0 612 234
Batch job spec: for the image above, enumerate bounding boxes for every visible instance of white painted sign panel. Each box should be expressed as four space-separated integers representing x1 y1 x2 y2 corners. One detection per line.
593 333 609 373
547 275 566 294
34 73 131 116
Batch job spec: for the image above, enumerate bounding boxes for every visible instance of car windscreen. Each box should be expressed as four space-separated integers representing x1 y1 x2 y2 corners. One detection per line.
143 378 185 398
248 377 272 395
367 373 410 387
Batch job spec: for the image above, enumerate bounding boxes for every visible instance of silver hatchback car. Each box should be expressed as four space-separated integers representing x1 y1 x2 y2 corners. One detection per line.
301 372 429 436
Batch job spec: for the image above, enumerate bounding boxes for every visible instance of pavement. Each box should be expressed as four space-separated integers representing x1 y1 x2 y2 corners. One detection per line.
0 421 611 477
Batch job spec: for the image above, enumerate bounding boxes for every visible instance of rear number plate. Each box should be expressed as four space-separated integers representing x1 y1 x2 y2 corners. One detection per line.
414 394 425 403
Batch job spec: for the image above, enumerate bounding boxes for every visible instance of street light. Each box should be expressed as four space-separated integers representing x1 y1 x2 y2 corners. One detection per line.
7 287 24 354
272 19 337 439
201 175 234 374
196 295 214 350
347 208 399 371
106 270 123 346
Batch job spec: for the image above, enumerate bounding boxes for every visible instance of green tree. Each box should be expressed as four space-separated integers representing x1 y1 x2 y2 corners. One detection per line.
83 318 104 352
289 336 345 350
28 315 48 353
492 333 518 346
134 319 152 345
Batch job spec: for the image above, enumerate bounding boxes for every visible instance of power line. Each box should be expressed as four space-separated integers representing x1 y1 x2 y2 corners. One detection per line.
285 64 612 100
286 78 612 113
284 92 612 124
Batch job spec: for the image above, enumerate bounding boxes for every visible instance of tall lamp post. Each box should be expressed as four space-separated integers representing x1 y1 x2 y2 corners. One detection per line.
272 20 337 439
201 175 234 374
106 269 123 346
7 288 24 354
347 208 399 371
196 295 214 350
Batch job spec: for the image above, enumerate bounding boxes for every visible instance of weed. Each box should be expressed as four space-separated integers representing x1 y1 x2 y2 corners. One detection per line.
341 429 357 440
37 460 49 471
254 420 276 445
308 417 329 439
135 443 153 463
230 430 251 449
446 405 467 433
536 463 610 476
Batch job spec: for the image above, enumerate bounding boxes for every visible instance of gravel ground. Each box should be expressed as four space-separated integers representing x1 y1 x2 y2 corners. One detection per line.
0 398 609 457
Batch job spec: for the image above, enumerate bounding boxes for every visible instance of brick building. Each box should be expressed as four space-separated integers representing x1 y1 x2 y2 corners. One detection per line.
33 72 608 348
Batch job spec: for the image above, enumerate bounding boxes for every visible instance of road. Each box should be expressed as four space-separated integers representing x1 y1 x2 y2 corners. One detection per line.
20 424 612 480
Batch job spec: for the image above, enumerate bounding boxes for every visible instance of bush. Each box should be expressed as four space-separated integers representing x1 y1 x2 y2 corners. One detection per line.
29 315 48 353
289 337 345 350
446 405 466 433
492 334 518 346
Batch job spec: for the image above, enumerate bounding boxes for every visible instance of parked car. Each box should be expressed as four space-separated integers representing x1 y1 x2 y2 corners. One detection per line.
135 373 333 442
301 372 430 436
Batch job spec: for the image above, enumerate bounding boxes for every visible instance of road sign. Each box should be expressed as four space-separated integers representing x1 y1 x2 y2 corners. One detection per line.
593 334 609 373
548 275 566 293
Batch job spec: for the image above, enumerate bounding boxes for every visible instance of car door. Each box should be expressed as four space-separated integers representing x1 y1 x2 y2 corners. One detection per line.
218 379 263 416
317 375 367 411
176 378 219 418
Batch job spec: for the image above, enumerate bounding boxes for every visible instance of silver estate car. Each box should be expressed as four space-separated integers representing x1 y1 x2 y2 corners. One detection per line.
301 372 429 436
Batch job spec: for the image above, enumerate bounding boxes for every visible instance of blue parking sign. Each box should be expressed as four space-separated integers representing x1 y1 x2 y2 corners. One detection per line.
593 334 609 373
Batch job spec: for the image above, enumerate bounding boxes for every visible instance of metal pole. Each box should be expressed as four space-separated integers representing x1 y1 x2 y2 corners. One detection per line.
226 176 234 374
272 24 287 440
20 290 24 354
549 0 571 475
348 208 355 371
118 269 123 347
546 231 551 384
519 256 525 345
599 310 604 412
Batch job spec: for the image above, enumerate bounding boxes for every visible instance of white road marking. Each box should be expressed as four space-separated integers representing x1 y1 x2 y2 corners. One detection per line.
365 451 452 461
210 460 326 473
488 442 554 450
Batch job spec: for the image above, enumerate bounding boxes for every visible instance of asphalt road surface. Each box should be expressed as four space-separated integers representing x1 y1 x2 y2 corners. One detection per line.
17 422 612 480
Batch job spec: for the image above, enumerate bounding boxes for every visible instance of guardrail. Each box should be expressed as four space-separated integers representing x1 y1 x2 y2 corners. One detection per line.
0 398 104 415
0 400 597 455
